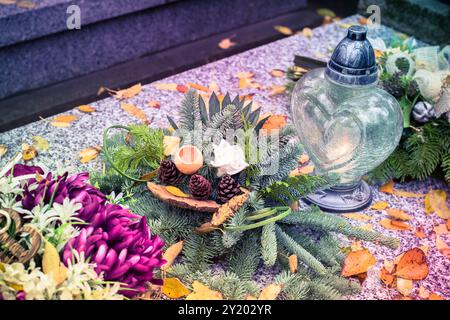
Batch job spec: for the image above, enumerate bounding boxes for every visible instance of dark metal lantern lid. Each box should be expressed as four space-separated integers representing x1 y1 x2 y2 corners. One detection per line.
325 25 378 86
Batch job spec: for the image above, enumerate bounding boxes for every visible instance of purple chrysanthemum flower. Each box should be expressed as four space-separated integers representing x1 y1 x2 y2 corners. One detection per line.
15 291 26 300
14 165 106 220
62 204 165 297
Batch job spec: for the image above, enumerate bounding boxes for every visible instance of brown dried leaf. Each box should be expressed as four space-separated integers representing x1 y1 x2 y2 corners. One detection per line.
386 208 412 221
162 241 184 271
414 227 427 239
269 85 287 96
274 25 293 35
218 38 236 49
379 267 396 287
186 281 223 300
341 249 376 277
258 283 283 300
395 248 429 280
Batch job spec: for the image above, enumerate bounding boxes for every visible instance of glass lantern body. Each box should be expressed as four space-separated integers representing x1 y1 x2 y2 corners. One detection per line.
291 68 403 184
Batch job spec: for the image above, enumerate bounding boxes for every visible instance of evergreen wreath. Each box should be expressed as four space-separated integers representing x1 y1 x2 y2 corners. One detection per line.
95 89 398 300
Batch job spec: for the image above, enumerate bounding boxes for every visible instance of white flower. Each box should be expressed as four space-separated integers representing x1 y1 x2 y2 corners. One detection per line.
48 198 82 225
368 37 387 52
210 139 249 177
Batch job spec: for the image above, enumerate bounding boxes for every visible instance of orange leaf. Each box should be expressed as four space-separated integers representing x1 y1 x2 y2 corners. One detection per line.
291 165 315 176
341 213 373 221
239 77 253 89
77 105 96 113
301 27 314 38
386 208 412 221
288 255 298 273
261 115 288 131
341 249 376 277
379 218 410 231
447 219 450 230
269 69 285 77
187 82 210 92
370 201 389 210
394 248 429 280
380 180 394 194
299 154 309 164
218 38 236 49
436 235 450 259
379 267 395 287
428 293 445 300
121 103 149 123
51 114 78 127
113 83 141 100
414 227 427 239
176 84 188 93
269 85 286 96
153 83 179 91
162 240 184 270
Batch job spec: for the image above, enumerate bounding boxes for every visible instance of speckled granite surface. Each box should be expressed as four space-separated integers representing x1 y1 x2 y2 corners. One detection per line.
0 15 449 300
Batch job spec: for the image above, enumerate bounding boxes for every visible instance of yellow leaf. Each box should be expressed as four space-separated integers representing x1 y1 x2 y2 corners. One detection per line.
121 103 149 123
163 136 180 156
78 146 101 163
386 208 412 221
32 136 49 152
77 105 96 113
162 277 190 299
245 295 258 300
425 189 450 219
186 281 223 300
114 83 141 100
301 27 314 38
258 283 283 300
218 38 236 49
393 189 424 198
341 213 373 221
380 180 394 194
50 122 72 128
396 277 413 297
418 286 430 299
21 143 37 161
42 241 68 286
269 69 285 77
0 144 7 159
153 83 179 91
288 255 298 273
236 71 254 79
165 186 189 198
436 235 450 259
239 77 253 89
370 201 389 210
274 25 293 35
162 240 184 270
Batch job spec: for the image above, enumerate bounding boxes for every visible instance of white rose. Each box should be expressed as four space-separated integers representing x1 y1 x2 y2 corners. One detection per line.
210 140 249 177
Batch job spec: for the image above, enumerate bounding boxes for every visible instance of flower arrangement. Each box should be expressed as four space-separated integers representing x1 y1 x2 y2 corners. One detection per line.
0 154 165 300
97 90 399 300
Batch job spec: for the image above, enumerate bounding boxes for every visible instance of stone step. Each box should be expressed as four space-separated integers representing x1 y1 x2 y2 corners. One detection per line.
0 0 307 99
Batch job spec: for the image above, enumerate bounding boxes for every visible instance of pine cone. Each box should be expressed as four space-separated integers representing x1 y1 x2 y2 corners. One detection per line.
383 73 404 98
217 174 241 204
158 160 183 185
189 174 212 200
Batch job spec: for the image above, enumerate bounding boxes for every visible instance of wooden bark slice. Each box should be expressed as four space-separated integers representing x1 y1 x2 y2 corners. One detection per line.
147 182 220 212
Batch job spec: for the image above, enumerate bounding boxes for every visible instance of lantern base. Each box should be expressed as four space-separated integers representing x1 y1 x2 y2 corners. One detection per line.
303 180 372 213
